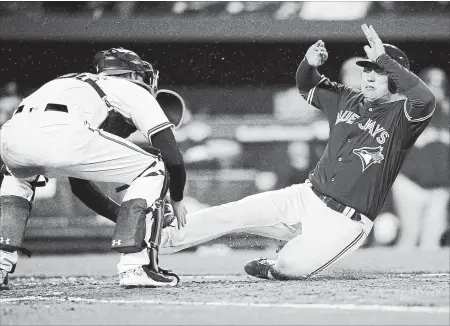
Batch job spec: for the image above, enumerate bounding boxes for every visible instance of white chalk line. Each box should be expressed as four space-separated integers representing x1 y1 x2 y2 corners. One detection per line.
397 273 449 277
12 273 449 281
181 273 450 279
1 296 448 314
11 272 450 281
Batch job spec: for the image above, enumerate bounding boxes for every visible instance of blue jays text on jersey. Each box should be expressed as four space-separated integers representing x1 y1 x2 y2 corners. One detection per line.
335 110 390 145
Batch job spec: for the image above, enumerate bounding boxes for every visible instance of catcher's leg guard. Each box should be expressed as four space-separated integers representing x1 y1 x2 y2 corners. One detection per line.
0 173 42 275
0 196 32 257
0 173 36 258
111 198 148 253
148 199 164 271
148 168 170 271
147 198 180 285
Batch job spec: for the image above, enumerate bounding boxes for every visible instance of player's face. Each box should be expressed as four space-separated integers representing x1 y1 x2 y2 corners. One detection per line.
361 67 390 101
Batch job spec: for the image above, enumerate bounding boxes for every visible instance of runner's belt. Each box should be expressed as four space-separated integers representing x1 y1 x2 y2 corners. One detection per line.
309 185 362 222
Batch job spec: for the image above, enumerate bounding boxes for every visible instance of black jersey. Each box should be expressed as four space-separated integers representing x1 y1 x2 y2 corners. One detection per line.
296 54 436 220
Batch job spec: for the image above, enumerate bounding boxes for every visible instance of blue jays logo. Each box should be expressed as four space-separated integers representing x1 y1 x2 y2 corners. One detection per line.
353 146 384 172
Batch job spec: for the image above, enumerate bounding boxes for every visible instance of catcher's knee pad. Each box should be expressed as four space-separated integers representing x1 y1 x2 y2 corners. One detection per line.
0 195 32 256
111 198 148 253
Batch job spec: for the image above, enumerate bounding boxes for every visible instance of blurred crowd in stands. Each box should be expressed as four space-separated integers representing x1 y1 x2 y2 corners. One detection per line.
0 81 21 127
1 1 449 20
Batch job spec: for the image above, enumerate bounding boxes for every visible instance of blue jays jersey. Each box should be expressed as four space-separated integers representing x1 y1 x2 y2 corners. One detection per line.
297 54 436 220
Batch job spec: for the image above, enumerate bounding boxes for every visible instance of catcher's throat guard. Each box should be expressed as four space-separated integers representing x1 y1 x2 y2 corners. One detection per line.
155 89 187 130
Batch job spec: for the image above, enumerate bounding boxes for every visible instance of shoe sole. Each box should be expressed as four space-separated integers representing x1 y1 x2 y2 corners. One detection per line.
246 273 270 280
120 277 179 288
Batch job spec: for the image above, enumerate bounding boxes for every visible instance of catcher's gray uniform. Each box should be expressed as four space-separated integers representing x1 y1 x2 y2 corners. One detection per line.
0 48 183 288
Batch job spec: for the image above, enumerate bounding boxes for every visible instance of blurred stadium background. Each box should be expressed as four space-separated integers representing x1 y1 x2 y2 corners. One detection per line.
0 0 449 254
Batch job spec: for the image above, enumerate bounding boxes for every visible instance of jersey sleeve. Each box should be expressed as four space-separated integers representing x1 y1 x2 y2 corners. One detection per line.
129 91 174 139
296 58 357 124
376 54 436 123
107 79 174 139
400 107 433 150
402 95 435 123
303 77 357 125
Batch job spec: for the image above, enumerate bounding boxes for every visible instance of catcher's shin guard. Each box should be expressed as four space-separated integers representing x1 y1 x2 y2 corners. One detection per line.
0 196 32 256
147 198 180 285
111 198 148 253
148 167 170 271
148 199 164 271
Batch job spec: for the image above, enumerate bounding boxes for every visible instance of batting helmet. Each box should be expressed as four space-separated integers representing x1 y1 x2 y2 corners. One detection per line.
356 44 410 70
94 47 159 95
356 44 409 93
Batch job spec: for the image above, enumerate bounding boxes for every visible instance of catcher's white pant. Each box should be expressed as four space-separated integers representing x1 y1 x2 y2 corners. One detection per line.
392 174 450 250
161 181 373 277
0 111 164 274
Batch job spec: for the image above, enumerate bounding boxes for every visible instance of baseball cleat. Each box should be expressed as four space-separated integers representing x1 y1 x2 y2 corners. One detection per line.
244 258 276 280
119 265 179 288
0 269 9 289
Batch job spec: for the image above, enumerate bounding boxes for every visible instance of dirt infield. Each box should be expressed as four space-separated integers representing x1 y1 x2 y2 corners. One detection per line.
1 248 449 325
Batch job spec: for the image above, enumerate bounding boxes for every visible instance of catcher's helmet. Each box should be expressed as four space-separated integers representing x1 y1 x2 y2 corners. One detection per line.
94 47 159 95
356 44 410 70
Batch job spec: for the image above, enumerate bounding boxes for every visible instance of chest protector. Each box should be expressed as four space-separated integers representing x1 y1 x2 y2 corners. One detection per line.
59 73 137 138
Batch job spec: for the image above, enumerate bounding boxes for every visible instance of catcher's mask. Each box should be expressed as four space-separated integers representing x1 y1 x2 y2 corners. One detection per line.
94 47 159 95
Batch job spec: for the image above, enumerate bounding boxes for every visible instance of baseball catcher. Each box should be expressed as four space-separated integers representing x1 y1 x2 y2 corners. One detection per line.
0 47 187 288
